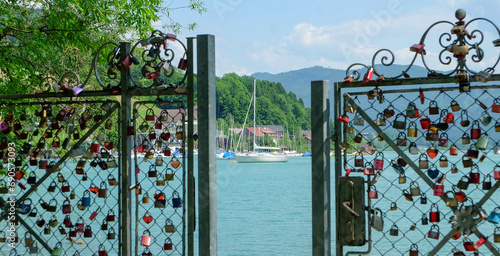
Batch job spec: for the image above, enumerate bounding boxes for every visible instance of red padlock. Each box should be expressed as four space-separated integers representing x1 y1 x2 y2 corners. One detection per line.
450 144 458 155
339 114 349 124
39 160 48 170
495 168 500 180
107 210 116 222
474 236 487 249
364 162 374 176
362 67 374 84
98 244 108 256
471 120 481 139
493 98 500 113
469 168 480 184
64 215 72 227
164 238 173 250
373 152 384 171
368 185 378 199
463 238 475 251
90 207 99 220
452 232 462 240
430 203 440 222
434 183 444 197
75 217 85 233
453 249 466 256
140 230 151 247
90 142 100 153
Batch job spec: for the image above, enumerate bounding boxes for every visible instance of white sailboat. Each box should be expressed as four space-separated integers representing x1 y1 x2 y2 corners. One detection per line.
235 80 288 163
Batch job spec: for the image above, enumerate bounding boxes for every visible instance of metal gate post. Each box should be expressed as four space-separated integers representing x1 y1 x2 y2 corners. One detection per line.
119 41 132 256
197 34 217 256
187 36 196 256
311 80 331 256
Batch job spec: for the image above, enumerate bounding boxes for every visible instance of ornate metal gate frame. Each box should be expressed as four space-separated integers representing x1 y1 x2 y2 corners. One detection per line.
0 31 215 256
327 9 500 256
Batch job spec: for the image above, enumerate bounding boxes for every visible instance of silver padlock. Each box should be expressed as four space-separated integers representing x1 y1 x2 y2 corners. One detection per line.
371 208 384 232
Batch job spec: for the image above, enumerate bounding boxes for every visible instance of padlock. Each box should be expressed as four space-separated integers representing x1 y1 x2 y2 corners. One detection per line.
469 166 480 184
62 199 72 214
64 215 72 227
68 228 76 238
156 174 166 186
47 181 57 192
145 109 156 122
429 100 439 115
44 226 51 235
474 236 487 250
418 153 429 169
408 142 418 155
58 225 67 235
392 113 406 130
351 133 362 144
434 183 444 196
488 207 500 224
165 218 176 233
82 190 91 206
441 109 454 124
398 171 406 184
421 213 428 225
50 241 64 256
98 244 108 256
471 120 481 139
421 192 427 204
405 102 418 118
98 182 108 198
29 241 39 254
403 189 413 201
438 155 448 168
89 206 99 220
450 100 461 112
140 230 151 246
148 165 158 177
36 216 46 228
47 199 57 212
376 113 386 126
494 227 500 243
476 133 489 150
164 238 173 250
352 113 364 126
101 219 108 230
445 191 458 208
353 153 363 167
428 224 440 239
172 191 183 208
84 225 92 238
495 165 500 180
430 203 440 222
166 168 175 181
453 249 466 256
135 184 142 195
108 174 118 186
107 227 116 240
154 191 166 208
390 202 397 211
390 224 399 236
453 186 467 202
410 181 420 196
18 199 32 215
479 111 492 126
107 209 116 222
425 131 438 141
463 237 475 251
462 156 473 168
75 217 85 233
396 132 407 146
449 144 458 156
370 208 384 231
142 193 150 204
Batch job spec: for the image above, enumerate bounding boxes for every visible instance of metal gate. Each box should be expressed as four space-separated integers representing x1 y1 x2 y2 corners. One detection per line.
0 30 204 255
332 9 500 256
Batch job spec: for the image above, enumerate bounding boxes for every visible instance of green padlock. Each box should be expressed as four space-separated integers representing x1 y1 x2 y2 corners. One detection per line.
51 242 62 256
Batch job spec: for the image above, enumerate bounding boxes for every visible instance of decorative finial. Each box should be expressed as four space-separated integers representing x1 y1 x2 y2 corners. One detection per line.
455 9 466 21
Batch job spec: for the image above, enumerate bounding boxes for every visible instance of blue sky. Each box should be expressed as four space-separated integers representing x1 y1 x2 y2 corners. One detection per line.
165 0 500 76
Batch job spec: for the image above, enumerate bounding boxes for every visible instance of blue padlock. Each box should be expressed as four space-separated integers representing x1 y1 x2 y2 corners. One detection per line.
488 207 500 224
172 191 182 208
82 190 91 207
18 199 32 214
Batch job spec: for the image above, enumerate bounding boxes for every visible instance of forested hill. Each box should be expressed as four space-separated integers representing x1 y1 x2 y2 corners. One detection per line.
252 64 433 107
215 73 310 130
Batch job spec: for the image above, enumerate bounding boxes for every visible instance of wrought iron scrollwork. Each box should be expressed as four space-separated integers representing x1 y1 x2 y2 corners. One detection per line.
130 30 188 89
344 9 500 82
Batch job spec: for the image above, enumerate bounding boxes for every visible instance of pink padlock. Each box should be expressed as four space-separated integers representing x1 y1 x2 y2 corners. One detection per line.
140 230 151 247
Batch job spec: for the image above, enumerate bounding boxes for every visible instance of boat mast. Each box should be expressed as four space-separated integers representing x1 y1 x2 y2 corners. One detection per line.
253 79 256 152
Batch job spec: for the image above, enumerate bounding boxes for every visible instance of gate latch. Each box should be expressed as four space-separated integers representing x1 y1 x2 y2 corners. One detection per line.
339 177 366 246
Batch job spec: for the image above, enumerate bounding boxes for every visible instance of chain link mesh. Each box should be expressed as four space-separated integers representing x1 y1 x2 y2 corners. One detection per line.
0 100 121 255
340 86 500 255
132 101 185 256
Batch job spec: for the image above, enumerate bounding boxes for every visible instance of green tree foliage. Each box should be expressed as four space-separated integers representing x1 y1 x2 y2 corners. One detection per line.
216 73 310 131
0 0 205 94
